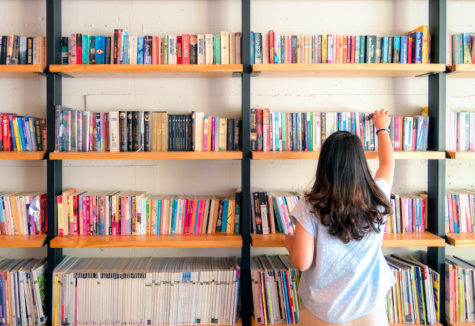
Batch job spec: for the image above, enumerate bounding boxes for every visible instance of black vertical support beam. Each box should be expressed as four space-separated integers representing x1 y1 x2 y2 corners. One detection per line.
428 0 446 324
241 0 251 325
46 0 62 324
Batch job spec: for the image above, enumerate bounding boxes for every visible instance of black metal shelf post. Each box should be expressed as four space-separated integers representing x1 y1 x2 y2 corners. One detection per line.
46 0 63 323
428 0 446 324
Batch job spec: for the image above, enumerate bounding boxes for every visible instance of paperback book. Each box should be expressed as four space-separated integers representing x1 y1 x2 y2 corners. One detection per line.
445 256 475 323
0 36 46 65
445 191 475 233
446 110 475 151
0 192 47 235
0 114 46 152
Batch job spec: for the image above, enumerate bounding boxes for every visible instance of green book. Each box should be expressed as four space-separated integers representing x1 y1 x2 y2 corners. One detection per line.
359 36 366 63
366 35 376 63
163 36 168 64
281 112 287 151
214 34 221 64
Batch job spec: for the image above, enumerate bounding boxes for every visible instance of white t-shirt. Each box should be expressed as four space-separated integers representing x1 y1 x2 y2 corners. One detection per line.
290 178 395 323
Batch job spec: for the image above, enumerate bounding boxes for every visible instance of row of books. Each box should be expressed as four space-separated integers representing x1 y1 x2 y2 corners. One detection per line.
445 256 475 323
385 254 439 325
251 192 299 235
250 109 430 152
55 106 242 152
446 192 475 234
0 193 46 235
57 189 240 236
0 258 46 326
251 26 430 65
386 194 428 234
446 111 475 151
0 36 46 65
61 31 242 65
448 33 475 65
0 114 46 152
251 255 300 325
52 256 240 326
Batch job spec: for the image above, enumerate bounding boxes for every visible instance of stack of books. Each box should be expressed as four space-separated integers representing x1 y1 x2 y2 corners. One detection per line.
0 36 46 65
446 110 475 151
55 106 241 152
448 33 475 65
0 193 47 235
251 192 300 235
0 258 47 326
52 256 240 326
0 114 46 152
445 192 475 233
57 189 240 236
251 26 430 65
386 194 428 234
61 31 241 65
251 255 300 325
445 256 475 324
385 254 440 325
250 109 429 152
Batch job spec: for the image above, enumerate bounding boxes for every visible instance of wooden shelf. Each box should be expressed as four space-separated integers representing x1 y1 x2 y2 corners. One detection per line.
49 64 243 78
251 151 445 160
252 63 446 78
447 322 475 326
0 64 45 78
448 64 475 78
447 151 475 160
0 151 46 160
391 324 442 326
49 151 242 160
0 235 47 247
446 233 475 247
251 232 444 248
50 234 243 248
251 319 441 326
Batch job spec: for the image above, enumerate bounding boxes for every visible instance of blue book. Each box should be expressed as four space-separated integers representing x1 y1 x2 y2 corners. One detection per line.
95 36 105 64
155 199 161 234
382 36 389 63
337 112 342 130
280 36 285 63
255 33 262 63
120 30 126 64
453 194 459 233
96 113 101 151
82 35 89 64
327 35 333 62
170 199 177 234
221 200 228 232
400 36 408 64
393 36 401 63
9 118 16 151
250 32 254 64
415 116 424 151
411 32 423 64
137 37 144 64
0 197 5 229
17 118 26 151
281 271 292 323
23 117 33 151
123 32 130 64
463 33 472 63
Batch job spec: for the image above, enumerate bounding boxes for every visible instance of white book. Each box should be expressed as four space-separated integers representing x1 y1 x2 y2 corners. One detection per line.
109 112 120 152
193 112 204 152
130 36 137 64
197 34 205 64
229 33 235 64
263 33 269 64
220 32 229 64
168 35 177 64
205 34 214 64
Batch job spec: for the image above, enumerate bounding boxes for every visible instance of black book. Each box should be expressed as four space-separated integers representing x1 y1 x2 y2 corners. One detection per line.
143 111 151 152
215 200 224 233
105 37 111 64
187 115 192 151
259 192 269 234
168 115 172 151
89 36 95 64
227 119 234 151
234 192 241 234
113 30 119 64
132 111 144 152
0 37 3 64
250 108 257 151
119 111 127 152
387 37 393 64
301 113 306 151
190 37 197 64
34 119 42 151
253 192 262 234
127 111 133 152
12 36 19 64
233 119 240 151
27 37 33 64
375 37 382 63
61 37 69 64
179 115 184 151
144 36 152 64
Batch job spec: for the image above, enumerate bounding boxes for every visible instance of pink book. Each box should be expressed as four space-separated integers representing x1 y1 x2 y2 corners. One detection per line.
197 200 206 234
394 117 400 151
88 113 94 152
81 196 87 235
472 36 475 64
120 196 127 235
412 125 417 151
333 35 338 64
161 200 168 235
203 116 208 151
69 33 76 64
152 36 159 64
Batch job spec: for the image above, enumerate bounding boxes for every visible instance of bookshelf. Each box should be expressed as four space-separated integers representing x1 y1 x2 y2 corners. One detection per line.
49 64 243 78
251 151 445 160
251 232 445 248
50 234 243 248
447 322 475 326
252 63 446 78
446 233 475 247
447 64 475 77
0 64 46 78
0 151 46 160
0 235 47 248
49 151 243 160
446 151 475 160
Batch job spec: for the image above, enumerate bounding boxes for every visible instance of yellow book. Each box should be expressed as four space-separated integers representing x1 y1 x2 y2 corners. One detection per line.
339 35 344 64
322 34 328 63
161 113 168 152
218 118 227 151
296 36 301 64
53 275 58 326
409 25 429 63
227 200 235 234
12 117 22 152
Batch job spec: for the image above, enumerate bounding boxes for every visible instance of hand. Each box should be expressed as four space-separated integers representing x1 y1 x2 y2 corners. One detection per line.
284 233 294 253
372 109 391 130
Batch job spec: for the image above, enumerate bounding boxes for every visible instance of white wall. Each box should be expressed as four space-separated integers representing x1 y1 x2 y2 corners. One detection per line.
0 0 473 261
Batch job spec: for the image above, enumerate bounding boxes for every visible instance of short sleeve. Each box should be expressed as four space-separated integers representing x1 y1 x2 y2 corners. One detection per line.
289 199 317 237
375 178 391 200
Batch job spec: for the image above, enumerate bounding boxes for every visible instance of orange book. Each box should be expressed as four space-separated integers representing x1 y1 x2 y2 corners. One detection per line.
227 200 235 234
152 36 159 64
189 199 198 234
322 35 328 63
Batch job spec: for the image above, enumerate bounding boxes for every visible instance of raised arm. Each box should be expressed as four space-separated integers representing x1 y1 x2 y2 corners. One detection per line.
373 109 394 186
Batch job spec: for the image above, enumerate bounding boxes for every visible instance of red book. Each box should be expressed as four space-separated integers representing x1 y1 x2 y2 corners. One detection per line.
76 33 82 64
346 36 351 63
113 29 119 64
177 36 183 64
0 115 3 152
407 37 413 64
350 36 356 63
472 36 475 64
2 114 11 151
183 199 191 234
269 30 274 64
182 34 190 64
152 36 159 64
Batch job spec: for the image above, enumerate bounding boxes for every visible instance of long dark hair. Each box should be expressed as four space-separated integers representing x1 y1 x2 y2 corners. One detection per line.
305 131 392 243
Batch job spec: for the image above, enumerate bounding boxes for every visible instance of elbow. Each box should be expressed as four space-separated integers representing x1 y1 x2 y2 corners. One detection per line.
290 255 312 272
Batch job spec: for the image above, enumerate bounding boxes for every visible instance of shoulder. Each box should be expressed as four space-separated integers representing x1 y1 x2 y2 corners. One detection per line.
374 178 391 200
290 197 317 237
